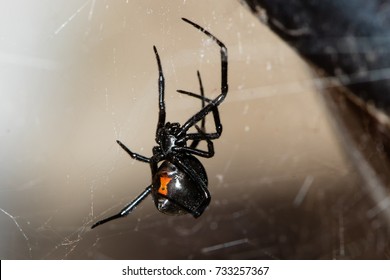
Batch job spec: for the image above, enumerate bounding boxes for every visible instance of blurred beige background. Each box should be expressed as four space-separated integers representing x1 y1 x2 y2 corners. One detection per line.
1 1 386 259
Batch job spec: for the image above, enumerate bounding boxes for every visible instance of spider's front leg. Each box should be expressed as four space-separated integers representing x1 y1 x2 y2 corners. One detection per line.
153 45 166 137
177 72 222 145
177 18 228 138
177 90 222 141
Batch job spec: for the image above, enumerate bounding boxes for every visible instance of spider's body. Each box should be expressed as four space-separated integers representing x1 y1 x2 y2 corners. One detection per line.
151 155 209 217
156 122 182 155
91 18 227 229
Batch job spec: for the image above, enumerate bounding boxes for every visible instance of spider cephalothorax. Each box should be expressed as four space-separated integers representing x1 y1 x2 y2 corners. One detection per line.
91 18 227 229
156 122 182 155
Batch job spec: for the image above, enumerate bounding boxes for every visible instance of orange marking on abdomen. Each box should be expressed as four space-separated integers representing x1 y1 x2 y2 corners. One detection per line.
158 175 171 195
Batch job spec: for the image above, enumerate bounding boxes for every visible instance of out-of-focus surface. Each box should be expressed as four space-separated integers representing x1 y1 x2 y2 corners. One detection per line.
1 1 389 259
241 0 390 258
243 0 390 112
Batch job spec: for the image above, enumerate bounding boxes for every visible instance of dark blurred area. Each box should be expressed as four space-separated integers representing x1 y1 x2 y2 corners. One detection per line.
241 0 390 258
242 0 390 111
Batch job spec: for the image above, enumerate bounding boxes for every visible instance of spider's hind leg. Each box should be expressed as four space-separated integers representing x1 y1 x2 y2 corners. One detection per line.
116 140 151 163
91 185 152 229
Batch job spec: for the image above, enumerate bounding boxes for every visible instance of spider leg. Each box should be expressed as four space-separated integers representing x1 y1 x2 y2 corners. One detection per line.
153 46 166 136
173 125 214 158
178 18 228 138
196 71 206 133
171 155 211 217
157 192 202 216
177 70 222 142
91 185 152 229
177 89 222 141
150 148 165 175
116 140 150 163
178 71 206 149
197 70 206 133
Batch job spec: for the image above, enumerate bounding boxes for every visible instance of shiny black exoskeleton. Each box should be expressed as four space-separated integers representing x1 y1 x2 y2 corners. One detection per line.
152 155 209 217
91 18 228 229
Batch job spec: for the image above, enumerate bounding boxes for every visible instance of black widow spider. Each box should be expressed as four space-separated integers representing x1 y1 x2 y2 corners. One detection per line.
91 18 228 229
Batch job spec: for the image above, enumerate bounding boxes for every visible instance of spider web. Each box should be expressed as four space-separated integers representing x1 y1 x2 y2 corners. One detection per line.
1 0 390 260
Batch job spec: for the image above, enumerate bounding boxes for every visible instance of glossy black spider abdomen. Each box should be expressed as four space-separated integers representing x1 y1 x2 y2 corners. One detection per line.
151 155 209 217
